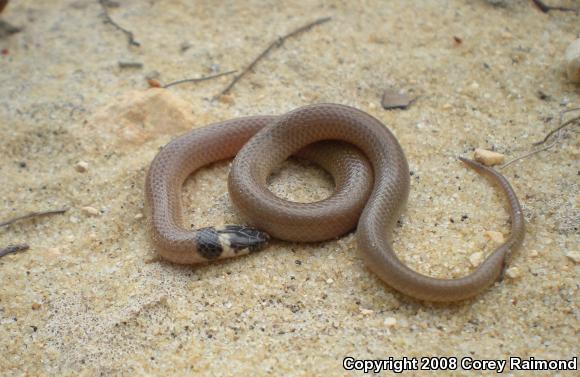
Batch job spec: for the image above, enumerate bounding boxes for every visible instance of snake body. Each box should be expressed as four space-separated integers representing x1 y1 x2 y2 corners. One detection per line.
145 103 525 301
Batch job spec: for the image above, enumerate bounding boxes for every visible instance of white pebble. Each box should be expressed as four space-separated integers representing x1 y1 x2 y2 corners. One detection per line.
564 38 580 84
74 160 89 173
134 213 144 220
326 278 334 284
360 307 374 315
505 267 521 279
474 148 505 166
81 206 99 216
565 250 580 263
484 230 505 244
469 252 484 267
384 317 397 327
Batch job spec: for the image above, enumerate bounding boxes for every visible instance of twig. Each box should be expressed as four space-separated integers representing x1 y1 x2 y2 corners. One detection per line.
501 135 561 168
219 17 331 96
0 208 68 228
118 61 143 69
0 244 29 258
99 0 140 47
531 0 578 13
533 109 580 146
501 109 579 168
163 70 237 89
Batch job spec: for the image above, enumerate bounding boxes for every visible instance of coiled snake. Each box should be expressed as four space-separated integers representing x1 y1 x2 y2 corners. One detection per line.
145 103 524 301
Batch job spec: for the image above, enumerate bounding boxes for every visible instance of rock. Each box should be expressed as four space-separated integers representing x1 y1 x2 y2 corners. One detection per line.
474 148 505 166
469 252 484 267
74 160 88 173
87 89 195 146
505 267 521 279
81 206 99 216
383 317 397 327
564 39 580 84
484 230 505 244
565 250 580 263
360 307 374 315
381 87 415 110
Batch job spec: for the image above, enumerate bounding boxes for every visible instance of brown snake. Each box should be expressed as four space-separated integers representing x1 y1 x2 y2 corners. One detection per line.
145 103 525 301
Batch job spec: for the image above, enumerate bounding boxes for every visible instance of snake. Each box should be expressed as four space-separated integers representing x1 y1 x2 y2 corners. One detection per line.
145 103 525 301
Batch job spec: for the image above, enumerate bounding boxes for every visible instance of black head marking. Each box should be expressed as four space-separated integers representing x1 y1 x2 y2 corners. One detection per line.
220 225 269 253
196 227 223 260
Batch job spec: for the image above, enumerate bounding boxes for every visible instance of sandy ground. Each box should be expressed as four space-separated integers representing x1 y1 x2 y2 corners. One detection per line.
0 0 579 376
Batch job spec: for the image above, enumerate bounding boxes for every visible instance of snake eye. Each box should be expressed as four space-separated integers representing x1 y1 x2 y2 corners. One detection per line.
217 225 270 252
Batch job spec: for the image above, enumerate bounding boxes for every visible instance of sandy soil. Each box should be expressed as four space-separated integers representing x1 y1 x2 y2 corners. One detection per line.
0 1 578 376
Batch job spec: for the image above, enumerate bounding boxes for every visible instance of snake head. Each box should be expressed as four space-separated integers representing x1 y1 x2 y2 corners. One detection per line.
195 225 269 261
217 225 270 252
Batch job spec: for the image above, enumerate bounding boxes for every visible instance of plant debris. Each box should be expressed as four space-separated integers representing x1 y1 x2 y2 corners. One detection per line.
162 70 237 89
118 62 143 69
0 19 21 39
501 108 580 168
0 244 29 258
0 208 68 228
531 0 578 13
99 0 140 47
218 17 331 97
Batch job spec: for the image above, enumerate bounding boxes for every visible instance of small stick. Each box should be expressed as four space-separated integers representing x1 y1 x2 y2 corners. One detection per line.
99 0 140 47
0 208 68 228
219 17 331 96
501 135 560 168
163 70 237 89
531 0 577 13
533 108 580 146
0 244 29 258
118 61 143 69
501 109 579 168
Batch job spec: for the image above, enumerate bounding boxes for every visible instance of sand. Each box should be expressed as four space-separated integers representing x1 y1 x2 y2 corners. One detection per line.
0 0 578 376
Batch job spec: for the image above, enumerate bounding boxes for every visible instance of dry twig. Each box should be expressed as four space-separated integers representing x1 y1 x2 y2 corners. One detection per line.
163 70 237 89
0 208 68 228
0 244 29 258
501 108 580 168
118 61 143 69
219 17 331 96
99 0 140 47
531 0 578 13
533 108 580 146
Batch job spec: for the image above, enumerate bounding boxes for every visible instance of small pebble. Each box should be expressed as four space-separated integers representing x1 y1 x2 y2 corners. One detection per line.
384 317 397 327
564 250 580 263
484 230 505 244
564 38 580 84
505 267 521 279
469 252 484 267
381 87 414 110
326 278 334 284
74 161 89 173
360 308 374 315
218 94 235 105
474 148 505 166
45 248 62 261
442 103 453 111
81 206 99 216
134 213 144 220
529 249 538 258
31 303 41 310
